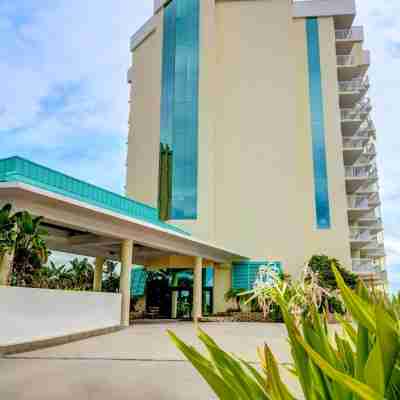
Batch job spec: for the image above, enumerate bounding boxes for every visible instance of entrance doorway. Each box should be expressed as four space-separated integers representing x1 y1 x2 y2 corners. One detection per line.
145 268 214 319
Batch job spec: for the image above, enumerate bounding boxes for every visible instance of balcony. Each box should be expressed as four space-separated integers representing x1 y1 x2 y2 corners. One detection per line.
345 164 378 193
341 108 361 121
337 50 370 81
362 241 385 258
349 228 374 249
342 138 366 164
362 141 376 159
335 26 364 44
338 77 369 108
358 98 372 115
355 119 376 140
352 259 379 274
352 260 387 284
358 217 384 233
341 108 365 136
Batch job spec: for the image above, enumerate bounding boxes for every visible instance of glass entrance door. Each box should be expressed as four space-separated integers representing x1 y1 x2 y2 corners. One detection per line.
175 289 193 319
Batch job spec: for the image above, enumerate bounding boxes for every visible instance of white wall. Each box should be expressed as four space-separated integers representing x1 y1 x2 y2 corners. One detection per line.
0 286 121 346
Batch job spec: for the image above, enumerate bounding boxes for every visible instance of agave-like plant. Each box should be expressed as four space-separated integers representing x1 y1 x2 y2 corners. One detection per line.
169 265 400 399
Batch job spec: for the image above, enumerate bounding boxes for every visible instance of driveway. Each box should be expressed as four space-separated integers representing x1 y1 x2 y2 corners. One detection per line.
0 322 296 399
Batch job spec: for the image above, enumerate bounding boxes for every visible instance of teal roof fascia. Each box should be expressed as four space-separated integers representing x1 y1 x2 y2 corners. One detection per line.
0 156 189 236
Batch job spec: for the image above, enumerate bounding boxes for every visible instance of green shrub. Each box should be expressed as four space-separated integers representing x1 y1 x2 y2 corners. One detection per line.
308 255 358 290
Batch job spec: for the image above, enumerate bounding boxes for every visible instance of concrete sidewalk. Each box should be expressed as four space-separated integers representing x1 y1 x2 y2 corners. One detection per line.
0 322 296 399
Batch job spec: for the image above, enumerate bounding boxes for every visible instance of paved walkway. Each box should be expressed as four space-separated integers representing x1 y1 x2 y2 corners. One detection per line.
0 322 297 399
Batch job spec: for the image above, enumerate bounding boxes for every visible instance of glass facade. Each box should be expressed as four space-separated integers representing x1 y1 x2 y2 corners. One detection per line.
160 0 199 220
306 18 331 230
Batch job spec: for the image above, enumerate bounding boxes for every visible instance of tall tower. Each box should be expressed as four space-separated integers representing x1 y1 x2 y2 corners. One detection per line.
126 0 386 281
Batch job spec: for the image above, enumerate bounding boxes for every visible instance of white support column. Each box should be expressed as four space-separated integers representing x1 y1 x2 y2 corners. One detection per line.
193 256 203 322
213 263 232 314
0 251 14 286
120 240 134 327
93 257 105 292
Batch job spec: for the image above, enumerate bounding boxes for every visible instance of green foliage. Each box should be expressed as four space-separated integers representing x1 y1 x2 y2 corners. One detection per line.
31 258 122 292
102 261 120 293
308 255 358 291
0 204 18 258
224 288 247 311
170 264 400 399
0 204 50 286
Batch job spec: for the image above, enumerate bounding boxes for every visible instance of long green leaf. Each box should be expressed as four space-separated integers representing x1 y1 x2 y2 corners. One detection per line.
364 339 385 395
167 330 238 399
375 304 400 390
198 329 266 399
332 264 376 332
294 331 384 400
261 345 297 400
274 295 314 400
355 324 370 382
336 313 357 346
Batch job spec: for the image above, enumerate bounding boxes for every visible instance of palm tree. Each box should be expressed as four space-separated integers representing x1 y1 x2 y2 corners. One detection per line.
0 204 18 284
102 260 120 292
11 211 49 287
224 288 247 311
69 258 94 290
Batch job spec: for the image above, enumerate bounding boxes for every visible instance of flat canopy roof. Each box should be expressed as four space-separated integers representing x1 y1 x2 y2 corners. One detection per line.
0 157 247 265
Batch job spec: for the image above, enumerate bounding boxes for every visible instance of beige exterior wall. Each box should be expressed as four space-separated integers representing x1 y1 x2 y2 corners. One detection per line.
211 1 351 275
126 13 163 208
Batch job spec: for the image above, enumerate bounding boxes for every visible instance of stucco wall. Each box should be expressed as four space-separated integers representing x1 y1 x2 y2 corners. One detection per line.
126 12 163 208
0 286 121 346
212 1 351 275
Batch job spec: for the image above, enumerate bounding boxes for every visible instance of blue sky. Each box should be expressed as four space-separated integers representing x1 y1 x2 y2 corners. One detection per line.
1 1 400 292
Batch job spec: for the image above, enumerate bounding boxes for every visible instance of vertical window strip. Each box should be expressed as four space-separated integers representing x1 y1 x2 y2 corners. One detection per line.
306 18 331 230
159 0 199 220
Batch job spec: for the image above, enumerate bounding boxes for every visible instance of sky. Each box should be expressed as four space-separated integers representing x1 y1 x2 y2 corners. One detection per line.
0 1 400 291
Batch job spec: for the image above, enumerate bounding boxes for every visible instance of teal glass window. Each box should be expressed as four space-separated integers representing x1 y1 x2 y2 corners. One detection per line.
160 0 199 220
232 262 282 290
306 18 331 229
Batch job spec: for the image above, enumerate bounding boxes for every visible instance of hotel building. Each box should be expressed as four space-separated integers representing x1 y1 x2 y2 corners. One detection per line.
126 0 386 294
0 0 387 326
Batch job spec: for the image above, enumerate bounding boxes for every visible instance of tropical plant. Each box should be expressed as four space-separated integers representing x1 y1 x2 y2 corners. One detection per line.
308 255 358 290
169 264 400 399
0 204 18 284
102 260 120 292
69 258 94 290
224 288 247 311
0 205 50 286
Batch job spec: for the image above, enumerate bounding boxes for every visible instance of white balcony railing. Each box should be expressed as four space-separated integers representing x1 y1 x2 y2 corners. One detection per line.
356 119 375 138
368 192 381 206
363 142 376 155
335 27 364 41
341 108 363 121
343 138 364 149
359 98 372 114
339 76 370 93
350 228 372 241
337 54 356 66
348 195 370 209
352 259 379 273
345 165 378 179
